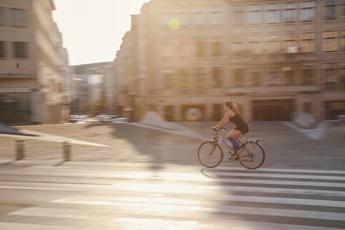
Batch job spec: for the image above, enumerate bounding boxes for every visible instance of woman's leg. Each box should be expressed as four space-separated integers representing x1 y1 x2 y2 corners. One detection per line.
227 129 242 151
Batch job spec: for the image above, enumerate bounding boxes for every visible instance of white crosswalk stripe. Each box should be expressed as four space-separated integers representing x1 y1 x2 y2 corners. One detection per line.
1 161 345 230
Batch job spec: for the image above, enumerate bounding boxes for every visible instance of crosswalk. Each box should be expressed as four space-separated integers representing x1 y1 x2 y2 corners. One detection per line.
0 161 345 230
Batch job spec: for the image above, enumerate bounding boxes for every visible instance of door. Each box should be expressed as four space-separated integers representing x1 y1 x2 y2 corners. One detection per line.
252 99 294 121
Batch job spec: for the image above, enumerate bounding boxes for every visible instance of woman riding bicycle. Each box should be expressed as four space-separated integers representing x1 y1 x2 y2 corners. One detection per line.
212 100 249 152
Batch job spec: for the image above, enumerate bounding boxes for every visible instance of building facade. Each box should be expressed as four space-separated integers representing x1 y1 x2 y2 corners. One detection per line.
111 0 345 122
0 0 70 124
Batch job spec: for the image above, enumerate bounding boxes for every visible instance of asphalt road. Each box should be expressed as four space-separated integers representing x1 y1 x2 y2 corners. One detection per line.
0 121 345 229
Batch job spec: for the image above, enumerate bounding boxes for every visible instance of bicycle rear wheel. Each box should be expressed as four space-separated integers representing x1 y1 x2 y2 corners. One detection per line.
238 142 265 169
197 141 223 168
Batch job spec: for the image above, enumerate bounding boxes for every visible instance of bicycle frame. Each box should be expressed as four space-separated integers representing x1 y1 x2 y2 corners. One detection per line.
212 129 235 154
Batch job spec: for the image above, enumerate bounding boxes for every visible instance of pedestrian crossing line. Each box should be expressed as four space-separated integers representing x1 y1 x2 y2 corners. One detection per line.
6 170 345 190
7 208 345 230
53 190 345 209
209 171 345 181
0 222 82 230
20 195 345 222
111 216 345 230
7 160 345 176
4 165 345 182
214 166 345 175
0 185 83 192
109 181 345 197
0 181 109 192
3 169 345 191
28 163 345 176
10 208 90 220
212 178 345 189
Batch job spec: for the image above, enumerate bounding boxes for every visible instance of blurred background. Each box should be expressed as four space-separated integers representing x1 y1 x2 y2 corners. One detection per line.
1 2 345 229
1 0 345 126
1 0 344 166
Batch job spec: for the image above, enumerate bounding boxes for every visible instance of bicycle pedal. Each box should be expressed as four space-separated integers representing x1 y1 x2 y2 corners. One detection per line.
229 154 239 161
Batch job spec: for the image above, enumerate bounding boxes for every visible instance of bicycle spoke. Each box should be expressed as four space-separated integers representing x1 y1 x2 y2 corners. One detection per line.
239 142 265 169
197 141 223 168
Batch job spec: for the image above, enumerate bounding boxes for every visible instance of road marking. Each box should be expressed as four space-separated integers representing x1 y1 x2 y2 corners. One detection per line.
0 222 81 230
0 185 82 192
51 196 345 221
110 182 345 197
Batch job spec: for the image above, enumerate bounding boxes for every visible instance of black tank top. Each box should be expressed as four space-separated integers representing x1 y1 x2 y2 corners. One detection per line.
229 113 247 127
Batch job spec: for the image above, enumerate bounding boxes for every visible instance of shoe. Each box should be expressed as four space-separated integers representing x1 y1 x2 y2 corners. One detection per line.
229 153 239 161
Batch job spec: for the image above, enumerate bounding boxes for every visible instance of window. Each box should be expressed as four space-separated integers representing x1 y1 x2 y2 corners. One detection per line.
11 8 26 27
302 69 314 85
267 71 279 85
209 12 223 25
266 35 281 53
325 68 337 90
178 13 190 26
322 32 338 52
324 0 336 20
162 72 174 89
300 1 315 22
300 33 315 53
212 68 223 88
339 68 345 89
340 31 345 51
284 34 298 51
251 72 262 86
195 68 206 89
232 5 244 25
0 41 6 58
0 8 5 26
303 102 312 113
248 35 262 54
161 43 174 57
248 4 263 24
283 2 298 23
192 12 207 25
211 41 221 56
233 69 244 86
284 70 295 85
13 42 28 58
179 69 189 88
232 36 247 55
196 41 205 57
265 3 280 23
178 42 190 57
160 13 170 26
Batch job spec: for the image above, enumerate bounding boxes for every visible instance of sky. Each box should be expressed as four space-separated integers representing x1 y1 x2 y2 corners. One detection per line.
53 0 150 65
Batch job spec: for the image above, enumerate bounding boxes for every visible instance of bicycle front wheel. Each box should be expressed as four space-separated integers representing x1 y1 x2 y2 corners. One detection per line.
197 141 223 168
238 142 265 169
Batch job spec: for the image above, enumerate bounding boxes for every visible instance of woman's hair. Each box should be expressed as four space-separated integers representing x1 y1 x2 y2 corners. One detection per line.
224 100 240 114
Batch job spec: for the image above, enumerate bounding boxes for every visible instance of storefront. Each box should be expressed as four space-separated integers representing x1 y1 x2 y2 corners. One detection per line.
252 99 295 121
0 93 32 124
325 101 345 120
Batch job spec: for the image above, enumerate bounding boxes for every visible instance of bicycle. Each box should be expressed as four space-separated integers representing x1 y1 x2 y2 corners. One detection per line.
197 128 265 169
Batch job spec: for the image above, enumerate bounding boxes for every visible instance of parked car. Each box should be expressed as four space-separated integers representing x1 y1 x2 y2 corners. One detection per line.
96 115 119 123
69 115 88 123
112 117 128 123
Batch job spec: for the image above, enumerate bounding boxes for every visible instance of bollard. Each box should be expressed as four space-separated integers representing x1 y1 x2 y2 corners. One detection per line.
15 139 25 160
63 142 71 161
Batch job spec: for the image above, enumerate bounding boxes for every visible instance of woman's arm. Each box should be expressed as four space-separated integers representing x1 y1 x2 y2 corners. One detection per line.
213 112 230 129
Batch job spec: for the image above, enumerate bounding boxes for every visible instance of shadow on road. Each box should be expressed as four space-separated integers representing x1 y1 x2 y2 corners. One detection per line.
110 123 201 171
